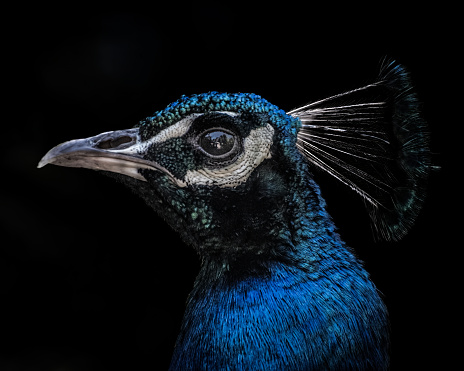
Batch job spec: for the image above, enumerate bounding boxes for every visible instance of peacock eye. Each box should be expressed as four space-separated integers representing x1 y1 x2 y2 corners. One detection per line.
199 129 237 157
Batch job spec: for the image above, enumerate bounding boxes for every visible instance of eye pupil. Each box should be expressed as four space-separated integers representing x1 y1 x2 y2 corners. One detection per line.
200 130 235 156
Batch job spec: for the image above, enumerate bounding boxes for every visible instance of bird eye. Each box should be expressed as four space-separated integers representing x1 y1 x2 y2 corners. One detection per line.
199 129 237 157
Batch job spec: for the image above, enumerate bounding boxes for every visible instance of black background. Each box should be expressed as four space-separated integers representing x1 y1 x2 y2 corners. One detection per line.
2 4 457 370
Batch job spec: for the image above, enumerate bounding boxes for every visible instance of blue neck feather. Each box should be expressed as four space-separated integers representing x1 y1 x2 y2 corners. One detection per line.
169 175 390 370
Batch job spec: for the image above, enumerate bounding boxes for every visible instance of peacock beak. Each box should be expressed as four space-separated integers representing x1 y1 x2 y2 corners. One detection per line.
38 128 171 182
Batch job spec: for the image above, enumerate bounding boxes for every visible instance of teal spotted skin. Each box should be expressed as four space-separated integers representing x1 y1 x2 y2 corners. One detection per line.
104 92 390 369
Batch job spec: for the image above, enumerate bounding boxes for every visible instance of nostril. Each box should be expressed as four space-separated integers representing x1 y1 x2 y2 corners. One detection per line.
97 136 133 149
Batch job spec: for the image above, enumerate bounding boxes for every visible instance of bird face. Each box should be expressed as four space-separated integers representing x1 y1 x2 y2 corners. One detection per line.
138 110 275 189
39 92 304 261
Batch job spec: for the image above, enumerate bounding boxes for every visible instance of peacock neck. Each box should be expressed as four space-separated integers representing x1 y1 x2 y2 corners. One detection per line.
169 172 390 369
195 169 355 282
170 231 388 370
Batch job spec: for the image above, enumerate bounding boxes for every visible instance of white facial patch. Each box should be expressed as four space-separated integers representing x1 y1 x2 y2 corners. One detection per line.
183 124 274 188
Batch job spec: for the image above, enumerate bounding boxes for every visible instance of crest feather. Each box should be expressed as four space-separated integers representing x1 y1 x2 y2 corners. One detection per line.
290 60 430 241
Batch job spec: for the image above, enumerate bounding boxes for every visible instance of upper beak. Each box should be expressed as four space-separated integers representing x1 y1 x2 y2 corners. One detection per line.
38 128 164 182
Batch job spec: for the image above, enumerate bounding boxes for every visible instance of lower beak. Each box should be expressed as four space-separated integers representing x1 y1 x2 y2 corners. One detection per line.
38 128 162 182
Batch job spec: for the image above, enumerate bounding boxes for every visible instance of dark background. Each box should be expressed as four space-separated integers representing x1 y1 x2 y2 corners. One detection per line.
2 4 457 370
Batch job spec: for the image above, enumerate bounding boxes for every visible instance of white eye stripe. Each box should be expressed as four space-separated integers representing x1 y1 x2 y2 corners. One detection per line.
139 113 202 151
108 114 201 157
136 111 241 153
152 111 240 145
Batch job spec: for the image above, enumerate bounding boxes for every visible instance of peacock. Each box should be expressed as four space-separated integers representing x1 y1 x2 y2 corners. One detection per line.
38 61 430 370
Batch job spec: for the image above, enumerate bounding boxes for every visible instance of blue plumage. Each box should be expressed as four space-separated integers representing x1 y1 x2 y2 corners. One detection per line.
38 61 429 370
170 192 389 369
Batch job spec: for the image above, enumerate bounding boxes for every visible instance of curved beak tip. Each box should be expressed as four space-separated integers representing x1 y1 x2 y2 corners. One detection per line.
37 150 56 169
37 139 82 169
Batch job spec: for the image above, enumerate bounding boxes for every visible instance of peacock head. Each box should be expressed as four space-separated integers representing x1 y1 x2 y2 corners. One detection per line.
38 92 316 264
39 63 431 264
